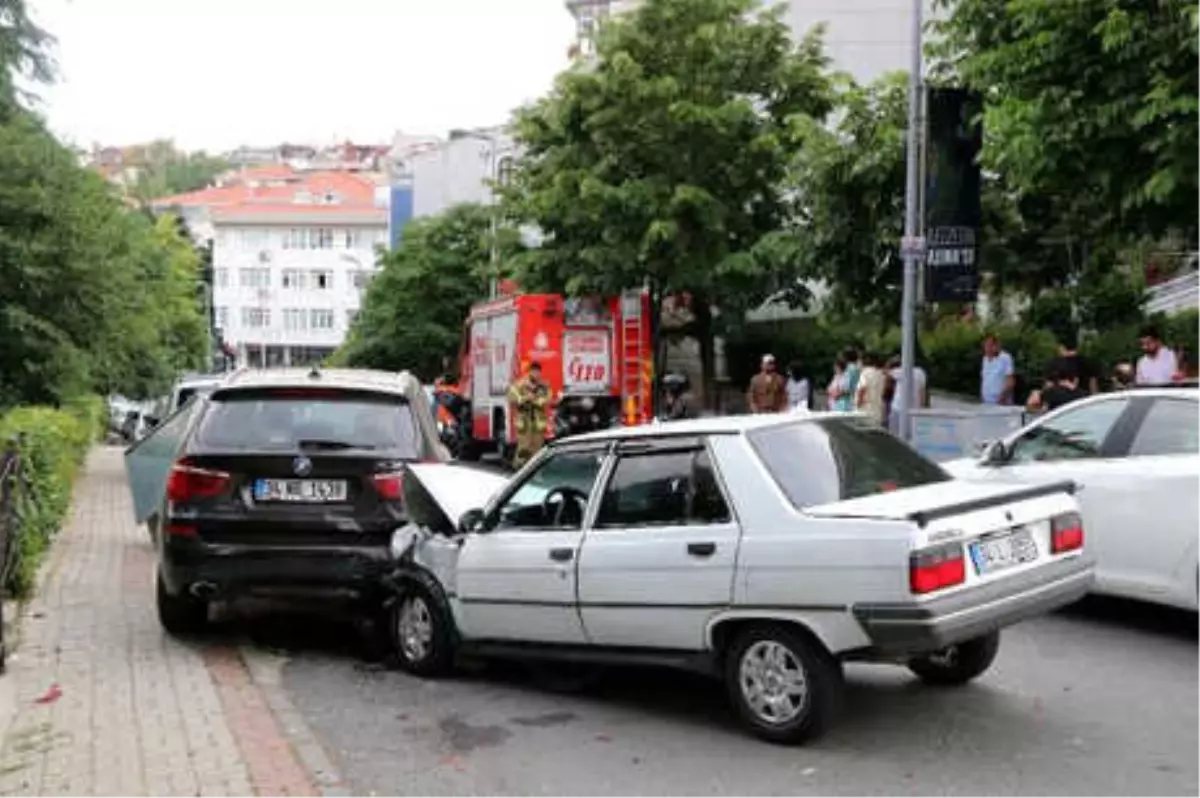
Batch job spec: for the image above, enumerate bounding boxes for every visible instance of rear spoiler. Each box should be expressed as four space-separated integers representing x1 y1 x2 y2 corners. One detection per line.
909 479 1078 528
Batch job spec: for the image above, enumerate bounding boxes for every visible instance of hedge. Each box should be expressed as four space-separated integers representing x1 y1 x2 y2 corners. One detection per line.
0 395 104 598
725 308 1199 402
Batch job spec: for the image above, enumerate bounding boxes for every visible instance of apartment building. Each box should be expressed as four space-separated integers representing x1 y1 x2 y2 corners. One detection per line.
156 169 388 367
401 127 518 220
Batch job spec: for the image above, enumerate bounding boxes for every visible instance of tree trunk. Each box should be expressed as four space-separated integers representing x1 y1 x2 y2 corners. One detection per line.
692 296 715 412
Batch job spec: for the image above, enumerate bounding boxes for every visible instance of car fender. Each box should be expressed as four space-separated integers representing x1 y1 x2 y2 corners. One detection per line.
704 607 873 658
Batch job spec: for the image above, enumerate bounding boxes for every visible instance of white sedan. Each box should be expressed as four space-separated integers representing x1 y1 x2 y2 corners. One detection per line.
943 387 1198 612
382 413 1092 744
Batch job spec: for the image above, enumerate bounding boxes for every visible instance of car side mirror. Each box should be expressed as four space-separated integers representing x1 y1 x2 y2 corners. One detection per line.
458 508 485 534
982 440 1010 465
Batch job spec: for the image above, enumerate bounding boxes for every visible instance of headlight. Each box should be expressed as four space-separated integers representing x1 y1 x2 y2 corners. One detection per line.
390 524 419 560
580 397 595 411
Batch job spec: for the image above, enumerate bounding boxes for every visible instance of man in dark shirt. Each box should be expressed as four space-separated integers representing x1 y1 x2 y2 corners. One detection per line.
1027 363 1088 412
1046 334 1101 394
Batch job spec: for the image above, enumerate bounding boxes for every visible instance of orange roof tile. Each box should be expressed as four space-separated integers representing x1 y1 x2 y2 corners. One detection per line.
152 169 381 211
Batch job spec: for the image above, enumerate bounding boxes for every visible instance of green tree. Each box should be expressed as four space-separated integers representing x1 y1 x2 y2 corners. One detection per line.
333 204 520 379
931 0 1199 251
128 139 229 203
0 0 55 114
785 71 908 322
500 0 835 392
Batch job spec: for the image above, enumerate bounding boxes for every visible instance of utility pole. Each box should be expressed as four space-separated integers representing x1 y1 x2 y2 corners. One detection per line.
898 0 925 442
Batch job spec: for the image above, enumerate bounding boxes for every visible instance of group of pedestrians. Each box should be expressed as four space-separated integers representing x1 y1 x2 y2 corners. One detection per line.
986 324 1192 416
745 349 928 434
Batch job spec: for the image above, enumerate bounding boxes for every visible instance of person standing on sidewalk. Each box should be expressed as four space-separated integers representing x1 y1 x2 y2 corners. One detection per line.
980 334 1016 405
1135 324 1180 385
785 360 812 412
837 347 862 412
507 360 550 468
887 354 929 436
747 354 787 413
855 352 887 426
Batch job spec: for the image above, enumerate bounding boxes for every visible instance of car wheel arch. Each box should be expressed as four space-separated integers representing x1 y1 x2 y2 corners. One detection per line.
385 565 461 645
707 613 842 663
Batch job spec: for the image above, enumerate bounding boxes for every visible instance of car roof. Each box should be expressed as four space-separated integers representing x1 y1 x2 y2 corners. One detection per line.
211 367 424 398
555 411 839 446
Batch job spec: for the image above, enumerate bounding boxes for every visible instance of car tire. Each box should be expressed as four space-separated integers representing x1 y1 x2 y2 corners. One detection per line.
724 623 844 745
390 585 455 677
156 572 209 636
907 631 1001 686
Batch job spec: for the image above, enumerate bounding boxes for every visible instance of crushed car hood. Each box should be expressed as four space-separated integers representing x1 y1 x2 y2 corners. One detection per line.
403 462 509 531
804 478 1073 523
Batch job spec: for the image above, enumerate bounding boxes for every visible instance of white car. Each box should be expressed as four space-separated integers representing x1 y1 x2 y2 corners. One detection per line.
943 387 1199 612
381 413 1093 744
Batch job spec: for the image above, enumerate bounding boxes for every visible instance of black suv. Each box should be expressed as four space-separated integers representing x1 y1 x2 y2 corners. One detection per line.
128 367 447 636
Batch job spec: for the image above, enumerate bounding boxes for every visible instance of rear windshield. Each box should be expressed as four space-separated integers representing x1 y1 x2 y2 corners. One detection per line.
195 390 421 456
747 417 950 508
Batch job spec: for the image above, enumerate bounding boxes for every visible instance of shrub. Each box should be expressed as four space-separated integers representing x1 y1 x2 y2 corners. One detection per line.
0 398 99 598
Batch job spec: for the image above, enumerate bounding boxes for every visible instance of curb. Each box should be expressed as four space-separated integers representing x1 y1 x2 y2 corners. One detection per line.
238 646 350 797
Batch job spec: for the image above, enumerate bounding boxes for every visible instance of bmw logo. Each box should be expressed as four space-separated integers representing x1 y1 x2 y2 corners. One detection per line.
292 456 313 477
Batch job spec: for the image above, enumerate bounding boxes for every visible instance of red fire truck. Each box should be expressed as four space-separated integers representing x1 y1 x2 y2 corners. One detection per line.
450 288 654 460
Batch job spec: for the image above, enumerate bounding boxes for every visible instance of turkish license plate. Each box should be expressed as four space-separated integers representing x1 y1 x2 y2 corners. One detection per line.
969 527 1038 576
253 478 348 503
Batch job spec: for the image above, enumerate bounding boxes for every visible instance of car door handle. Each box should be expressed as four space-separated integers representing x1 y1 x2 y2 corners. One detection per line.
687 542 716 557
548 547 574 563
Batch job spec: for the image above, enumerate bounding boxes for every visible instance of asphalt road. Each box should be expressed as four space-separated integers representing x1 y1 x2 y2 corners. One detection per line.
261 599 1197 796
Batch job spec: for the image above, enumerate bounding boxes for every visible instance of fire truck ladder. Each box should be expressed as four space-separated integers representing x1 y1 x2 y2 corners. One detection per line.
619 290 647 425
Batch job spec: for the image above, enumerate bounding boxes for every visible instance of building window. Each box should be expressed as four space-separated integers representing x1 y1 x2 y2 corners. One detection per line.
310 309 335 330
281 269 306 289
283 308 308 331
310 228 333 249
342 229 361 249
215 307 229 331
311 270 333 289
239 267 270 288
283 228 305 249
345 309 358 328
241 307 271 328
351 270 373 289
214 268 229 288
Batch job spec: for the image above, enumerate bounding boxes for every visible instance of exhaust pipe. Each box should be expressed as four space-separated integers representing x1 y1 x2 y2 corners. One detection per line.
189 582 217 599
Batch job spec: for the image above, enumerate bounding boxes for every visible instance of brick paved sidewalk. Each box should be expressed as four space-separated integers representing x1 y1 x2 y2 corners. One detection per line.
0 447 331 797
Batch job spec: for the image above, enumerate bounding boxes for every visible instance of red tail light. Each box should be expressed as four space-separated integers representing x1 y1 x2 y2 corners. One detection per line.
164 523 198 538
372 472 405 501
1051 512 1084 554
166 462 231 502
910 542 966 594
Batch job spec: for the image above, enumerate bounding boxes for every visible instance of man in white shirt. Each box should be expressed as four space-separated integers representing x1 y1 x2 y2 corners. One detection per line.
888 355 929 436
1135 324 1179 385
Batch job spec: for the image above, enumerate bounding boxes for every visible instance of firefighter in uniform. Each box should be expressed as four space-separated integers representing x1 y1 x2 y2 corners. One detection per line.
507 360 550 469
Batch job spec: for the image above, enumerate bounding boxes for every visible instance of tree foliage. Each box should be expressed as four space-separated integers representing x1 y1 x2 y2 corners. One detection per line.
0 0 55 114
500 0 836 384
127 139 230 204
333 204 521 380
0 112 208 407
785 72 908 321
931 0 1199 247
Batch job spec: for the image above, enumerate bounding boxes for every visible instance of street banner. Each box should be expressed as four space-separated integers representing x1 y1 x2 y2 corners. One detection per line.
924 88 983 303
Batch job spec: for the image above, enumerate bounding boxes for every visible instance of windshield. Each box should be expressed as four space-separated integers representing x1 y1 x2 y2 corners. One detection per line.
195 391 421 456
747 417 950 508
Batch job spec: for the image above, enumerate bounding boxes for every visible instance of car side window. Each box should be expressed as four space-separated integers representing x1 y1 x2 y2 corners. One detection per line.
1008 398 1129 463
595 448 732 528
1128 398 1199 457
491 449 606 531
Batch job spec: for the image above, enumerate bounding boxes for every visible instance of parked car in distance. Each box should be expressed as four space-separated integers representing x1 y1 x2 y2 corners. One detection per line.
382 413 1094 744
124 367 449 636
943 387 1199 612
168 372 226 417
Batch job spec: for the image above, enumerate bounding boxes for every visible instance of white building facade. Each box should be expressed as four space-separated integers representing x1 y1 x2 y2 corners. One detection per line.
405 128 519 220
209 206 388 367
